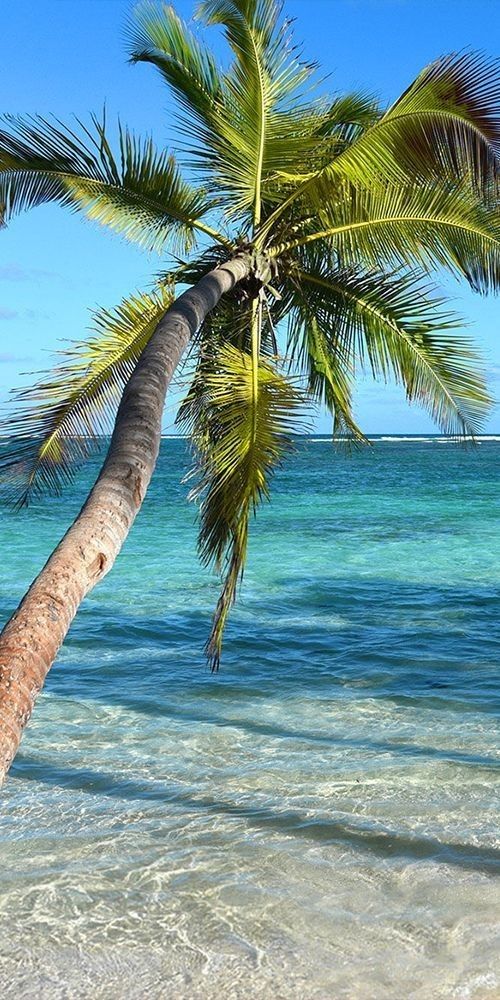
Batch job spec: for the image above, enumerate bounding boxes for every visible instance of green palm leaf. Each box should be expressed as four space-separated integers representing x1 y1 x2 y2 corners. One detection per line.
0 285 173 506
129 2 237 205
272 180 500 294
128 2 222 130
252 91 382 194
291 255 492 435
314 93 382 144
287 283 366 444
333 51 500 189
0 114 221 252
260 51 500 239
196 0 317 221
178 340 303 668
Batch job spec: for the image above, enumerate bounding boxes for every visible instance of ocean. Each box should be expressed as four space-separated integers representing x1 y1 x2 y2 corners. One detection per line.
0 437 499 999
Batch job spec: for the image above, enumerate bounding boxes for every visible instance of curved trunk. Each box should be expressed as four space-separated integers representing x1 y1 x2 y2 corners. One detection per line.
0 255 251 784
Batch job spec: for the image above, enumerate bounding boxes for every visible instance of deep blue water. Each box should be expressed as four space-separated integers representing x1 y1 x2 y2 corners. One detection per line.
0 438 499 999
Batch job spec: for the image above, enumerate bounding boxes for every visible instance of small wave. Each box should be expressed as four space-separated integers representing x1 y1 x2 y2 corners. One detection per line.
375 436 435 442
372 435 499 443
303 435 500 444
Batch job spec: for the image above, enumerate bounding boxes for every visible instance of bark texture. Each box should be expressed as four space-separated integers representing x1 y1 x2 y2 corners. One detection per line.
0 255 250 783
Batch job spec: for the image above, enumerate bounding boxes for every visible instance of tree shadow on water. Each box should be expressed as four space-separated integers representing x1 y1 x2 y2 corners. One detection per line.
11 755 500 877
17 572 497 717
2 574 499 789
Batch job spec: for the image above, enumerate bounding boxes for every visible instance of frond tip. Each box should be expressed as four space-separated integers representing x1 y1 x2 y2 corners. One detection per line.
0 284 173 506
127 2 222 127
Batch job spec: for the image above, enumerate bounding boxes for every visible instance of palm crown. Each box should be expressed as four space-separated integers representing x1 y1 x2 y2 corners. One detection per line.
1 0 499 667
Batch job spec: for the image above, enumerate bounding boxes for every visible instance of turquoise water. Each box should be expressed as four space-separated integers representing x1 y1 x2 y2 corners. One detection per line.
0 438 499 999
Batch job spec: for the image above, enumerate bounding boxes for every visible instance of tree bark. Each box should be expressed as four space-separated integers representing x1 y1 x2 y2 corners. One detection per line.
0 254 251 784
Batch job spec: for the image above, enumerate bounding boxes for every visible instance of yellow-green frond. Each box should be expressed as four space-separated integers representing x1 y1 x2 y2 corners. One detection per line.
178 341 304 668
0 285 173 506
195 0 318 221
287 290 366 445
128 2 223 129
259 51 500 239
271 180 500 294
290 255 492 436
322 52 500 192
0 114 217 252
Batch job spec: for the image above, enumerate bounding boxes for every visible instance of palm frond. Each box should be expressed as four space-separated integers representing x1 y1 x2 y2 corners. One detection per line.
314 92 382 143
369 51 500 186
259 51 500 239
0 113 219 252
272 180 500 294
289 254 492 435
271 92 382 186
0 285 173 506
319 52 500 192
196 0 318 221
178 340 303 668
128 2 223 130
287 291 366 444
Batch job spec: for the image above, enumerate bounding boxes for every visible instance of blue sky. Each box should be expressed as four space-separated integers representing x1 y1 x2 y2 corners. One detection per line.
1 0 499 433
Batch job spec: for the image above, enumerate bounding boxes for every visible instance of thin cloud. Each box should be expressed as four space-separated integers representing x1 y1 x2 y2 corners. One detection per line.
0 352 33 363
24 308 52 321
0 306 51 321
0 262 62 282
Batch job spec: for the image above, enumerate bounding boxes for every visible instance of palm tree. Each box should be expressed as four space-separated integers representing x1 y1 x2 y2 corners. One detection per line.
0 0 498 782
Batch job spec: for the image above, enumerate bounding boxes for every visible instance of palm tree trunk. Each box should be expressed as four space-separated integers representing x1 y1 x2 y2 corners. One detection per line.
0 254 251 784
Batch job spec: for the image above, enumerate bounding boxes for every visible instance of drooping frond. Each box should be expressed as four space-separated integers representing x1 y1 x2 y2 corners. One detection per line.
289 253 492 435
178 340 303 668
0 285 173 506
287 277 366 444
322 52 500 192
350 50 500 189
272 179 500 294
0 114 220 252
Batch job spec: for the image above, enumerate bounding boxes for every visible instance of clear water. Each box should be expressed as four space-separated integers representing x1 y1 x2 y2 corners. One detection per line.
0 438 499 1000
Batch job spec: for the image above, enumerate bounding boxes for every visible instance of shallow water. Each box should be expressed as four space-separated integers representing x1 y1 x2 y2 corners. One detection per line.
0 438 499 999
